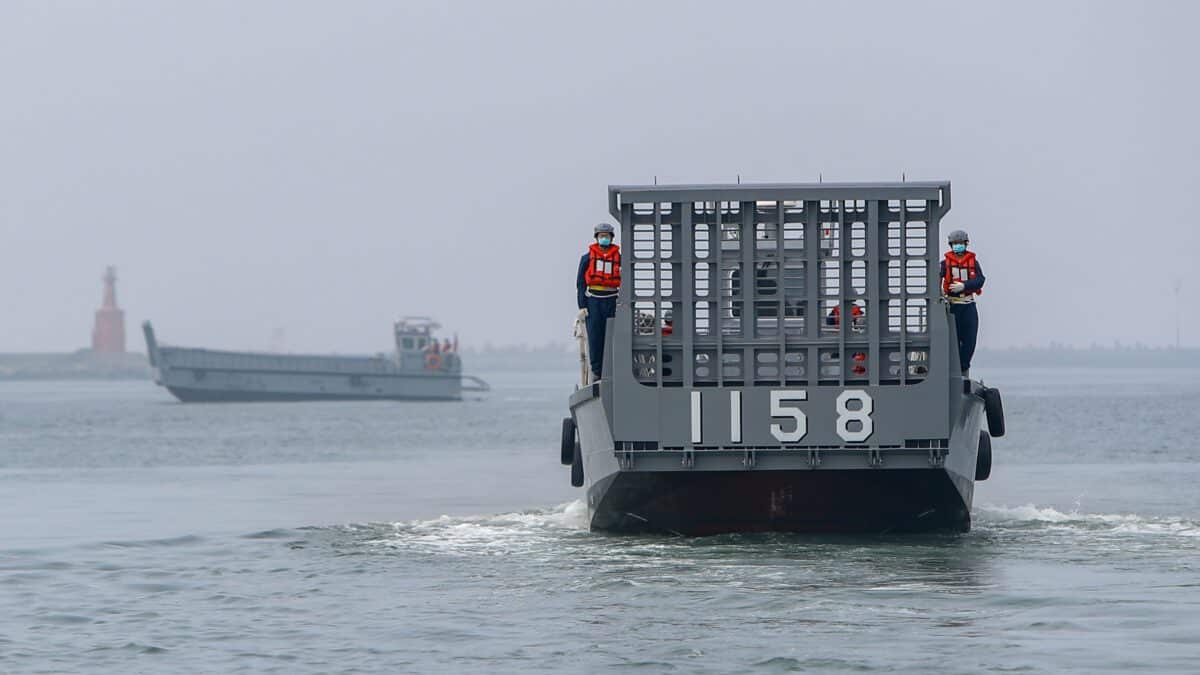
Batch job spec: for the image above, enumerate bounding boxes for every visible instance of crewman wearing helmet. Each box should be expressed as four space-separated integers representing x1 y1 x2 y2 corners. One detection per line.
941 229 986 376
577 223 621 382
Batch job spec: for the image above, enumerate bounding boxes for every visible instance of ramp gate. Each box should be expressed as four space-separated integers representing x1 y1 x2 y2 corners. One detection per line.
603 182 957 451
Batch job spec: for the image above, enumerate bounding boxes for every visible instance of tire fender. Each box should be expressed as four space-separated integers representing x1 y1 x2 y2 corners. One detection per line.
570 443 584 487
560 417 576 466
982 387 1006 438
975 430 993 481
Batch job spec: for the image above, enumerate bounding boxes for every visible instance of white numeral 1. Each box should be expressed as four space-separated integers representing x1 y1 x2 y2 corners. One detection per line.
835 390 874 442
730 391 742 443
691 390 743 444
770 390 808 442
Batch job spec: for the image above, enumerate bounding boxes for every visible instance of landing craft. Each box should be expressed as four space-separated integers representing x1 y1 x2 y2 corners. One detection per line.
143 317 489 402
562 181 1005 535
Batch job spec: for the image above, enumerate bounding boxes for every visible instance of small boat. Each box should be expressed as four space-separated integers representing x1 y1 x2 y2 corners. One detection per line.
143 317 489 402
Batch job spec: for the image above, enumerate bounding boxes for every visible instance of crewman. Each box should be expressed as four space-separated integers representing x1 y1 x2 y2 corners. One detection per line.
577 223 621 382
826 303 865 331
941 229 986 375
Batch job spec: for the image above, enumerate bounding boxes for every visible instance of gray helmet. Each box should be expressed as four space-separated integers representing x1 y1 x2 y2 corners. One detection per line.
594 222 615 236
947 229 969 244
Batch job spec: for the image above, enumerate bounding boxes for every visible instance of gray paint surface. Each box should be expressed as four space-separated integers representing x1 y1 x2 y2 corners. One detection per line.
606 182 955 448
571 181 988 531
145 320 474 402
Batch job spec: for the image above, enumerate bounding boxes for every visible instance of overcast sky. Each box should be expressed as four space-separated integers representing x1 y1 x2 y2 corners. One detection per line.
2 1 1197 353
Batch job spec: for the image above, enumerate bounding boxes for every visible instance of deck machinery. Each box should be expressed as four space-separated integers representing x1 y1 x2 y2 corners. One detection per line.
563 181 1003 535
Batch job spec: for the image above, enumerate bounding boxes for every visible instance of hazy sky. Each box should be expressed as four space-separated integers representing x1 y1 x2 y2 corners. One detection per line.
2 1 1197 353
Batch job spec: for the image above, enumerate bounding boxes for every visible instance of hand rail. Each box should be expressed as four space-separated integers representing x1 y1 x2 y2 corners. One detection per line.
574 311 591 387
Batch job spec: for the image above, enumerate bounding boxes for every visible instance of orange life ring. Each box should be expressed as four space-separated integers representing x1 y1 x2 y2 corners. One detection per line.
425 352 443 370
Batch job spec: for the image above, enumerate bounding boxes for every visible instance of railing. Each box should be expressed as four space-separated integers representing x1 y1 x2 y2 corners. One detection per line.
574 310 591 388
612 185 948 390
598 182 956 451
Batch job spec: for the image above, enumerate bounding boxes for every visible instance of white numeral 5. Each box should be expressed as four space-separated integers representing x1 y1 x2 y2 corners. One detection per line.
770 390 808 442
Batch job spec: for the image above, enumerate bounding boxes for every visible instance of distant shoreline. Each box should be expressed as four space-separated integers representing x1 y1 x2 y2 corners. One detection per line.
0 351 151 381
2 346 1196 381
975 347 1200 368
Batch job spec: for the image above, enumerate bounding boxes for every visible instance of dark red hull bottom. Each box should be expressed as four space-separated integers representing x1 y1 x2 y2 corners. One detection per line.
588 469 972 536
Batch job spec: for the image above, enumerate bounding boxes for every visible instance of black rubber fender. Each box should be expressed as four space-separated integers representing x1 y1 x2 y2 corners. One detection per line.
570 443 584 487
560 417 576 466
975 430 992 481
982 387 1006 438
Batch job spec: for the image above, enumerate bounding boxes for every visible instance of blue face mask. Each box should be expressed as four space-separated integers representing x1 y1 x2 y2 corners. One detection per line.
598 236 612 247
952 243 967 255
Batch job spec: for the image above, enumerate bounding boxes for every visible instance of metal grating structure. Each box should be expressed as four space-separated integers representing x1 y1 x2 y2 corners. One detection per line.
603 181 957 450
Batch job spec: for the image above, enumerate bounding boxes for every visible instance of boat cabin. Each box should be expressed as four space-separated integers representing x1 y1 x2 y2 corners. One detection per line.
394 316 458 372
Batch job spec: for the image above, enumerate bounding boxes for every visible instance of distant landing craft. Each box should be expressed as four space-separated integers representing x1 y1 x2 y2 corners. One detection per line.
143 318 488 402
561 181 1005 535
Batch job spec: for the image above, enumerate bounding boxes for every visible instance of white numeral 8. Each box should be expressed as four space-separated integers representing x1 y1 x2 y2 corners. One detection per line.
835 390 874 442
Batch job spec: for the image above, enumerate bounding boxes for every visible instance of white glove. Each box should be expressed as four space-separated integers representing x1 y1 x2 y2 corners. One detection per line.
577 308 588 320
949 282 965 293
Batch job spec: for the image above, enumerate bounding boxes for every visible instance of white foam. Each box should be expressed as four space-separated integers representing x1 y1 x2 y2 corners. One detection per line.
978 503 1200 538
365 500 590 555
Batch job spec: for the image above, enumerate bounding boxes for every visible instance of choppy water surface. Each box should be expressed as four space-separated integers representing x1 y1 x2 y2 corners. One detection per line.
2 368 1199 672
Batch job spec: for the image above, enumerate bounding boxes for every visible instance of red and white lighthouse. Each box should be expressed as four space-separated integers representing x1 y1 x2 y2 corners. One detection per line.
91 266 126 353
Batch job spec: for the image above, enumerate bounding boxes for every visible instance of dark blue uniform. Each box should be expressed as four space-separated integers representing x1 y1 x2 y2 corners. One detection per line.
577 253 617 380
939 258 986 372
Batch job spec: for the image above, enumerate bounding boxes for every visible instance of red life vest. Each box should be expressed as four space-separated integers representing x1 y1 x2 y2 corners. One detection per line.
584 243 621 289
829 304 863 326
942 250 981 296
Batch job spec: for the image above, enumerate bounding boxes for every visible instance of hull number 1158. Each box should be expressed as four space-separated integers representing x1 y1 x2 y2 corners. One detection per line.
689 390 874 445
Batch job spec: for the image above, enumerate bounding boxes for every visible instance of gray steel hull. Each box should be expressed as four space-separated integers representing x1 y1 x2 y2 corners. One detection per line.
587 469 971 535
567 179 992 536
571 384 984 536
151 348 462 403
163 383 458 403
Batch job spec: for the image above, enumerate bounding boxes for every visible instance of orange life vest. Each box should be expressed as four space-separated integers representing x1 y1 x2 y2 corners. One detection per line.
584 243 621 289
942 250 981 296
829 304 863 326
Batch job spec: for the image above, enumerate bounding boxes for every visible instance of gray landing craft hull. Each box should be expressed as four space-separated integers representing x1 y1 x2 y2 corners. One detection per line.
155 364 463 402
564 180 997 536
573 390 981 535
587 470 972 535
144 322 468 402
162 379 461 403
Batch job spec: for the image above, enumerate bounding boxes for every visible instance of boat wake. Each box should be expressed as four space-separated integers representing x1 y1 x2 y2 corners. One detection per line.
348 500 1198 562
362 501 590 556
976 503 1200 539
